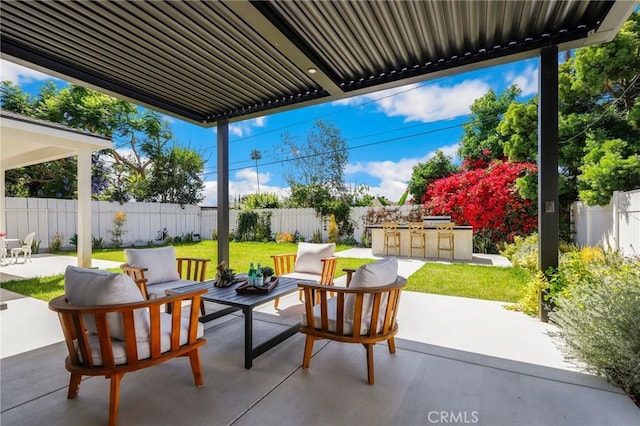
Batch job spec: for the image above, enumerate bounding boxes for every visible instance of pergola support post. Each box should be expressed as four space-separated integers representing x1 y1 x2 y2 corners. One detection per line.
217 120 230 267
77 148 92 267
537 45 560 322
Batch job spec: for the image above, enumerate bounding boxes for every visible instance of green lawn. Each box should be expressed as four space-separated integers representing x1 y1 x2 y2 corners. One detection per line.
0 241 527 303
406 262 529 303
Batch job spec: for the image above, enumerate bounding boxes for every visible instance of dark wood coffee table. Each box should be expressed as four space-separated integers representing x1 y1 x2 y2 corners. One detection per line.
167 275 308 369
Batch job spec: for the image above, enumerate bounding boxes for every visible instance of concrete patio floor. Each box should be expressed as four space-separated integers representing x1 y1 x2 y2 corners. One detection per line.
1 251 638 425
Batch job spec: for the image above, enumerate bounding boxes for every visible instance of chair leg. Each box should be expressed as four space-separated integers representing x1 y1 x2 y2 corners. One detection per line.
388 336 396 354
108 373 123 426
274 297 280 308
67 373 82 399
302 336 315 368
200 300 206 316
188 349 204 386
365 343 375 385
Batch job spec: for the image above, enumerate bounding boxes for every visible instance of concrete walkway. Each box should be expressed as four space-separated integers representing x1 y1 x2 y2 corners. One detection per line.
1 251 638 425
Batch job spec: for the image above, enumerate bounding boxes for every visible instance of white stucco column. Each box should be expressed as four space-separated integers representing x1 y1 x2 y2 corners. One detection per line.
77 149 92 267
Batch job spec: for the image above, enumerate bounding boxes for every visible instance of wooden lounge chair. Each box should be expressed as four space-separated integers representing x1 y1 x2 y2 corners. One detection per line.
298 257 405 385
50 266 207 426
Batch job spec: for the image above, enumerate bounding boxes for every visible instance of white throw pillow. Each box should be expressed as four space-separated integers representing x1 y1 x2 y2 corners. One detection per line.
345 257 398 322
294 242 335 275
125 246 180 285
64 266 150 342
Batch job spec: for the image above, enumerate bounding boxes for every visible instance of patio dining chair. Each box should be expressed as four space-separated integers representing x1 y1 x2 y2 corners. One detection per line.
11 231 35 263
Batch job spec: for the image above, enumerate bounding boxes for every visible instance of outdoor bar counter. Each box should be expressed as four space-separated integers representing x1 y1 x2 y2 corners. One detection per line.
368 224 473 260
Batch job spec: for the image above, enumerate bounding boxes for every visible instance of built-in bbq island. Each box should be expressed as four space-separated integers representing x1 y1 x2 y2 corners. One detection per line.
367 216 473 260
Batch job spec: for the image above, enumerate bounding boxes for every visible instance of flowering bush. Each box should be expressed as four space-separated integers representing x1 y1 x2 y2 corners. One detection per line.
423 160 537 248
275 232 295 243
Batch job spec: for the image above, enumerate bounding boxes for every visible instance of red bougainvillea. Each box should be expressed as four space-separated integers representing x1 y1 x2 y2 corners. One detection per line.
423 161 537 243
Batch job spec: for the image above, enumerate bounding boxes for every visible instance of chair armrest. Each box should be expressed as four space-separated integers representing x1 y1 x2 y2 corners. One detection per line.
320 256 339 285
342 268 357 287
121 264 149 298
271 253 297 275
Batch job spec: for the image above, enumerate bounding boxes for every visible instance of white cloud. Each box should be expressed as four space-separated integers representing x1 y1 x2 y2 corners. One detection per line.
334 80 490 123
228 116 267 137
201 167 288 206
1 59 58 84
507 65 538 96
345 144 459 201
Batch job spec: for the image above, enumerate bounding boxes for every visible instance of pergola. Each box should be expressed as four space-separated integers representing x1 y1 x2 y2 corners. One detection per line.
0 110 112 267
1 1 636 318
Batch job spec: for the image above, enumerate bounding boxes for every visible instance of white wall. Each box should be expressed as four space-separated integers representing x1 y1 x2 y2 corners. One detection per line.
572 189 640 256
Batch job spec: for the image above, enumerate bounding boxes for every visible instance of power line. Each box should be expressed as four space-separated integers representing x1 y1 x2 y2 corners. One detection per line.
200 121 463 178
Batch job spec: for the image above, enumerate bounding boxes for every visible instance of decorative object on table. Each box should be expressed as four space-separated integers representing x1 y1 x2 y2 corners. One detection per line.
214 261 236 287
235 276 279 294
262 266 274 280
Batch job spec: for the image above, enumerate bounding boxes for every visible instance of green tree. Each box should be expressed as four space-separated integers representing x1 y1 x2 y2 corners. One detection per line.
1 81 208 204
578 138 640 206
281 120 348 205
250 149 262 194
407 150 458 203
280 120 353 236
458 85 521 164
499 97 539 162
243 192 281 209
144 145 206 205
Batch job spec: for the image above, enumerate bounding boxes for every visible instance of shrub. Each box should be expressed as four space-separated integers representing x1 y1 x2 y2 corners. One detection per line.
505 271 548 316
424 160 538 249
500 233 539 274
275 232 295 243
50 232 64 253
31 239 41 255
360 230 372 248
92 236 105 249
550 251 640 403
69 233 78 247
236 210 272 241
328 214 339 243
341 234 358 246
108 212 127 247
311 229 323 243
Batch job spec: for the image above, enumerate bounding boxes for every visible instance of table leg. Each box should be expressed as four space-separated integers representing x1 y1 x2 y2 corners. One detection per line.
244 307 253 369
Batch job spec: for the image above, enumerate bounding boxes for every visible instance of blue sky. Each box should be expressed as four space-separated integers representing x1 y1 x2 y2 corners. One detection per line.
1 58 538 206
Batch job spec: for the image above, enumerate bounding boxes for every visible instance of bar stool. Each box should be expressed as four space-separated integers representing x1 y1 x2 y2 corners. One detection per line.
382 222 400 256
408 222 426 258
436 222 455 259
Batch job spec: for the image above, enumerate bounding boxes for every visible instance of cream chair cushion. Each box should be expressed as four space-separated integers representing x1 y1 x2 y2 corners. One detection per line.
344 257 398 322
64 266 150 341
294 242 335 275
125 246 180 285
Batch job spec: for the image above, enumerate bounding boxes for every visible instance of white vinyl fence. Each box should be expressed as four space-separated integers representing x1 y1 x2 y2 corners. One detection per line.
4 197 420 250
571 189 640 256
